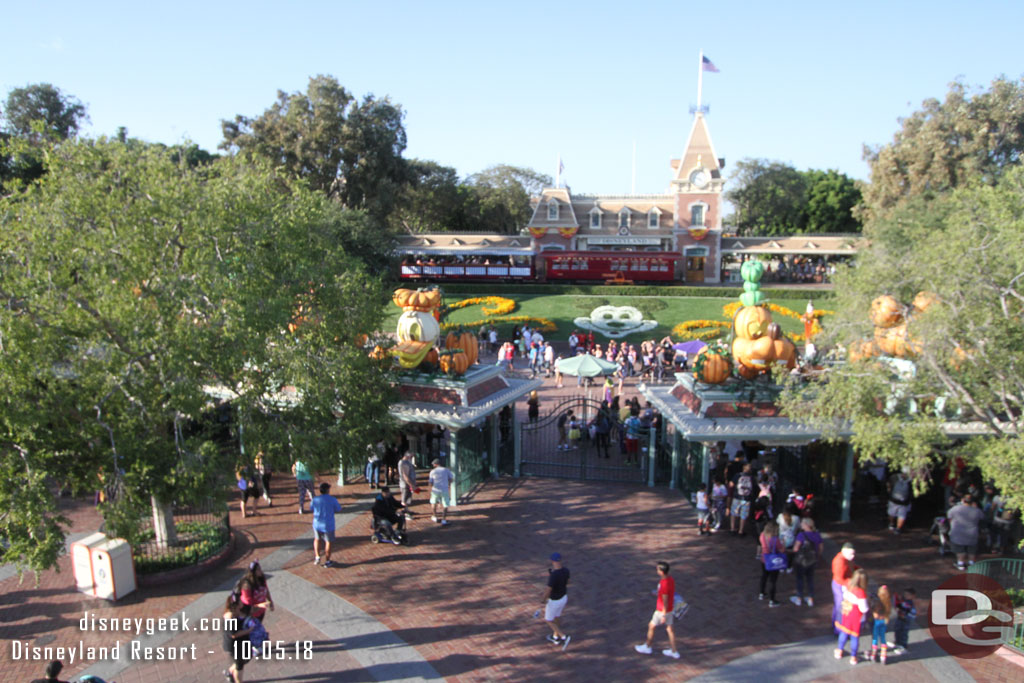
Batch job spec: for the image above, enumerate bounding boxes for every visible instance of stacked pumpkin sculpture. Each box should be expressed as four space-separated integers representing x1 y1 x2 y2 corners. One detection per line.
693 341 732 384
849 292 933 361
731 307 797 379
384 288 477 376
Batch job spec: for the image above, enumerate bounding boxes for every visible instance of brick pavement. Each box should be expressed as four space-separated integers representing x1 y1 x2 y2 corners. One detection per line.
3 400 1024 682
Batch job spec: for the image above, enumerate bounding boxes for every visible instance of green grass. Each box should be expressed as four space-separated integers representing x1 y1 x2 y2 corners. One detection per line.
383 293 819 343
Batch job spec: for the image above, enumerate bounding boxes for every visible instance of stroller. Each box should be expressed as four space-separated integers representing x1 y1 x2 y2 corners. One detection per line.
929 515 952 556
370 511 408 546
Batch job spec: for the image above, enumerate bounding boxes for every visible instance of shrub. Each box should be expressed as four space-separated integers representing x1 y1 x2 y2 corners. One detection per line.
133 520 229 574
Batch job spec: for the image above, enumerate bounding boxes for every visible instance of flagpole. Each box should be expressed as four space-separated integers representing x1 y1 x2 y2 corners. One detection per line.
696 49 703 113
631 140 636 194
556 153 561 188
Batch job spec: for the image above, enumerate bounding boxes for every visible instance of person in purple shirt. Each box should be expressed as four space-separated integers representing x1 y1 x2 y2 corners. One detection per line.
311 483 342 568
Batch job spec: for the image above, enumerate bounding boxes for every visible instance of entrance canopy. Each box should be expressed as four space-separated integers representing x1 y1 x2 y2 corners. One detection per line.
556 354 620 378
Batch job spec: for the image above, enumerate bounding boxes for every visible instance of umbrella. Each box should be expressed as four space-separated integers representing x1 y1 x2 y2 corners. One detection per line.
673 340 707 355
555 354 620 377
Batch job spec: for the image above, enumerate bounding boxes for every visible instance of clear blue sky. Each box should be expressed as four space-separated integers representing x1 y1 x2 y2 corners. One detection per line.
3 1 1021 195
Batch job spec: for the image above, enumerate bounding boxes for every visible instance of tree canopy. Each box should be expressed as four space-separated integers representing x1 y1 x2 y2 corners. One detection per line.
779 165 1024 508
0 138 395 573
2 83 87 141
860 77 1024 220
220 75 409 223
725 159 861 235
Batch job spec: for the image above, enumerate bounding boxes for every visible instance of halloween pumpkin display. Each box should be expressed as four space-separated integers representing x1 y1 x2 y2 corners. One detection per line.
390 287 443 369
693 342 732 384
851 291 934 361
731 305 776 377
740 260 766 307
766 322 798 369
869 295 904 328
439 349 469 375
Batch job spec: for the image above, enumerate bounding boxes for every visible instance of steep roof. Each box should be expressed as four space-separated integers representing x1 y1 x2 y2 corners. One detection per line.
671 113 722 182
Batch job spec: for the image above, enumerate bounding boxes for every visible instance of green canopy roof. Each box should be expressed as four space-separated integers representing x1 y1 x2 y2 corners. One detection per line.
555 354 619 377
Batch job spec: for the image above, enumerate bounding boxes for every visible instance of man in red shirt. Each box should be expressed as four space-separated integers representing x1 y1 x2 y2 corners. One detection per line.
831 543 858 634
634 561 680 659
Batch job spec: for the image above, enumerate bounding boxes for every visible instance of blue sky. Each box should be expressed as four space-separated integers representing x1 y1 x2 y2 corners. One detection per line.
3 1 1022 194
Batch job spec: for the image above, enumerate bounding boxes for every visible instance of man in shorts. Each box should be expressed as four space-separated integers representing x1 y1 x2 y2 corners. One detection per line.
540 552 571 649
398 451 418 518
292 458 315 515
311 482 342 567
887 469 913 534
634 561 680 659
428 458 454 525
730 463 756 536
948 494 985 570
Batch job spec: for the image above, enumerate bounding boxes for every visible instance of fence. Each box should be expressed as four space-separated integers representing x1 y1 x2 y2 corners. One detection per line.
133 499 231 572
966 558 1024 653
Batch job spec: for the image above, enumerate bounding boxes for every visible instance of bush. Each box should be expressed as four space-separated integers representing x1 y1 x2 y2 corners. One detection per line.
133 520 229 574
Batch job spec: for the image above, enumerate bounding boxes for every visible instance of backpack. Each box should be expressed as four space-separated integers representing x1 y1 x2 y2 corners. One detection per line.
246 616 269 648
736 473 753 498
794 536 818 568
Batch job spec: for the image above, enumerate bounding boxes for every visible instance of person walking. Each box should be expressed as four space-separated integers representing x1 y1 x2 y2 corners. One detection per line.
365 441 383 490
634 561 681 659
254 451 273 508
948 494 985 570
758 521 784 607
222 595 255 683
429 458 454 525
398 451 418 518
292 458 315 515
831 543 858 633
887 469 913 534
238 559 274 624
236 461 260 518
540 552 571 649
790 517 823 606
527 391 540 423
311 482 342 567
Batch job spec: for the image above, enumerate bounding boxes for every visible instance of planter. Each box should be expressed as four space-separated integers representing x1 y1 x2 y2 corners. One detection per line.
137 531 235 588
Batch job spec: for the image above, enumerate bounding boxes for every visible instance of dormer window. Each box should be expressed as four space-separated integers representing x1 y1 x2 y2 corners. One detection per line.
589 207 602 229
618 208 631 229
648 208 661 229
548 200 559 220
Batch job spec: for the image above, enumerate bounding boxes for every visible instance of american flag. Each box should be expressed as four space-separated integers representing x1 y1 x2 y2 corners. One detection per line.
702 56 720 73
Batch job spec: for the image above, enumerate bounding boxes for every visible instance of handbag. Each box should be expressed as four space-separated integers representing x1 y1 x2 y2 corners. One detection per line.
762 537 788 571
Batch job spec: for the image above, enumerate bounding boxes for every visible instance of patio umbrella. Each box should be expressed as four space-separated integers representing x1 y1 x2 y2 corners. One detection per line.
555 354 620 377
673 340 707 355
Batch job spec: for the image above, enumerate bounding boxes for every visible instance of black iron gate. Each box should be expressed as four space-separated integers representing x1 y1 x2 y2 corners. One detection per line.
520 397 648 483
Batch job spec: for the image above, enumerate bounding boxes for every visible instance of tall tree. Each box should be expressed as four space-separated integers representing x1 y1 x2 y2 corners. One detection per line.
466 164 551 234
725 159 808 236
803 169 862 233
860 77 1024 220
779 165 1024 510
0 138 395 573
220 75 409 222
392 159 475 233
2 83 87 141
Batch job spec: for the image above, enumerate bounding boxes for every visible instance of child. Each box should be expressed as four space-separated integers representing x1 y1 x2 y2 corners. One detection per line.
567 415 582 450
892 587 917 654
695 483 711 536
870 585 892 664
711 478 728 531
834 569 869 665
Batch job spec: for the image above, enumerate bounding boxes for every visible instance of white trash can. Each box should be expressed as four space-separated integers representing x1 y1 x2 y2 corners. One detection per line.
70 532 137 601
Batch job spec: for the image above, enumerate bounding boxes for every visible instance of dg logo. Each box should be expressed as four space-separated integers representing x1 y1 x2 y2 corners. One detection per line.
929 573 1014 658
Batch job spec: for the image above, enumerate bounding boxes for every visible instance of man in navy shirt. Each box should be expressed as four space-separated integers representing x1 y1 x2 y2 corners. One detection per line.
540 552 571 649
311 482 342 567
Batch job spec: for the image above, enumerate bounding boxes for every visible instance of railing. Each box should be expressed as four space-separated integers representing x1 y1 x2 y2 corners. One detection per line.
967 558 1024 653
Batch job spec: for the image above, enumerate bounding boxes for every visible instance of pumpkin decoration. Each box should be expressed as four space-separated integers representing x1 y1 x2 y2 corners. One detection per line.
393 288 443 312
444 331 460 350
390 287 444 370
458 331 479 366
766 323 797 369
732 305 775 377
869 295 904 328
423 348 439 370
874 323 912 357
848 340 877 362
693 343 732 384
733 305 772 341
439 349 469 375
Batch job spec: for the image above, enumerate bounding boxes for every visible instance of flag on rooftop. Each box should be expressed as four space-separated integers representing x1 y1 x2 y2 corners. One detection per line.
702 55 719 73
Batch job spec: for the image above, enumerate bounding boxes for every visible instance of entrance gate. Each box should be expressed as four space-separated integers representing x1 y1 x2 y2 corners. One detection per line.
519 397 648 483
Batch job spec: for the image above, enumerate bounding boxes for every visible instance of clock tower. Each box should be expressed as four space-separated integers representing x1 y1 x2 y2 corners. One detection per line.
670 112 724 283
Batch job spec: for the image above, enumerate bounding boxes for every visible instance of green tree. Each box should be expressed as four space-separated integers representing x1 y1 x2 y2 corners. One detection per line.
220 75 409 222
465 164 551 234
779 166 1024 510
860 77 1024 220
803 169 862 233
2 83 87 141
392 159 475 233
0 138 395 574
1 83 88 194
725 159 808 236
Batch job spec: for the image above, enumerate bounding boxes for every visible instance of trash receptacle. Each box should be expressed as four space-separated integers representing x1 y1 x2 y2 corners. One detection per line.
71 533 137 601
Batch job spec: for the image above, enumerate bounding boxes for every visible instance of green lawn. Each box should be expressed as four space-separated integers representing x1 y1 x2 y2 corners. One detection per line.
384 293 820 343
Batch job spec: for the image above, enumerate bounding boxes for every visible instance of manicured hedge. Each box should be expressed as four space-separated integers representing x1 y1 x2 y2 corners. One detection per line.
437 282 834 299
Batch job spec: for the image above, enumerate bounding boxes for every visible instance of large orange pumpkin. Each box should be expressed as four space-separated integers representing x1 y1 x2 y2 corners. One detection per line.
444 331 460 350
767 323 797 369
733 305 772 340
458 331 479 365
870 295 904 328
848 340 877 362
694 347 732 384
874 323 911 357
423 348 439 368
440 349 469 375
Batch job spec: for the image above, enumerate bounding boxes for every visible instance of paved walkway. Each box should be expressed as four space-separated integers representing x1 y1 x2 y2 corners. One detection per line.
2 428 1022 682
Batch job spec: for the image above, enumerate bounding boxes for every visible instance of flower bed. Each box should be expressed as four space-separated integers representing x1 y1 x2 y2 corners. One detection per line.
133 520 231 575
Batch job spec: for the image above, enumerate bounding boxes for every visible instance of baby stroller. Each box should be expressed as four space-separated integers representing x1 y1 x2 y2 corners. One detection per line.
370 511 408 545
929 515 951 556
